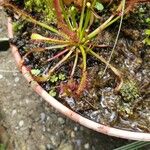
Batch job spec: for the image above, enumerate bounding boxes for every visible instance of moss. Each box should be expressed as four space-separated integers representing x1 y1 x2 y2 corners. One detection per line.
0 144 6 150
13 21 25 32
24 0 56 23
120 79 140 102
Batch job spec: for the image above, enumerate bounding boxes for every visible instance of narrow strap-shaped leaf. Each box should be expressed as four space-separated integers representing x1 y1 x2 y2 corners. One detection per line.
114 141 150 150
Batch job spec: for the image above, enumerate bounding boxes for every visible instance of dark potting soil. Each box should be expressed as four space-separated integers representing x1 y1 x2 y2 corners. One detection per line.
7 2 150 133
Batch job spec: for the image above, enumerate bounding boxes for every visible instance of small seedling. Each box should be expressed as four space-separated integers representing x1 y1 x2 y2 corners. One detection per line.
58 73 66 81
49 74 58 83
0 144 6 150
143 29 150 46
94 2 104 11
31 69 41 76
49 89 57 97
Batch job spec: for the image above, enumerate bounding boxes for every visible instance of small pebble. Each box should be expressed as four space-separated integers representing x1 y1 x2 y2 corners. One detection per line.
39 145 46 150
50 135 61 147
70 131 75 138
148 115 150 122
13 72 18 76
42 126 46 132
47 128 50 132
19 120 24 127
84 143 90 149
46 144 54 150
74 126 78 131
25 99 29 104
76 139 81 147
58 143 73 150
40 113 46 122
12 109 17 117
0 74 3 79
58 117 65 125
14 77 20 82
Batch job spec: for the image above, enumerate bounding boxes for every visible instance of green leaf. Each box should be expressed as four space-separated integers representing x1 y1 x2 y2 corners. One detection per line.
0 144 6 150
58 73 66 81
95 2 104 11
114 141 150 150
31 69 41 76
13 22 24 32
146 18 150 24
145 29 150 35
31 33 49 40
49 89 57 97
50 75 58 83
143 37 150 45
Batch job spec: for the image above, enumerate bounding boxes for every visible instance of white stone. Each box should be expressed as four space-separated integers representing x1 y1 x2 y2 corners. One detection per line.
84 143 90 149
40 113 46 122
19 120 24 127
12 109 17 116
0 74 3 79
15 77 20 82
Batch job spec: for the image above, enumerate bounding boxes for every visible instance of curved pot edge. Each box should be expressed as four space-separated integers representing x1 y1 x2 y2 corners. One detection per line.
7 17 150 141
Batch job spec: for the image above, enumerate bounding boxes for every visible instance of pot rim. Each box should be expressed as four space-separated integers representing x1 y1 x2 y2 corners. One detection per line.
7 18 150 141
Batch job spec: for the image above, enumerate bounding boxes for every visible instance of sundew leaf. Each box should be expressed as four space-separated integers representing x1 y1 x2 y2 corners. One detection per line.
95 2 104 11
31 33 49 40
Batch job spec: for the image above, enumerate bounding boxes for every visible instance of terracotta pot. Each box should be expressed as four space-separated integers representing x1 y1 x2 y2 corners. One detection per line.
7 18 150 141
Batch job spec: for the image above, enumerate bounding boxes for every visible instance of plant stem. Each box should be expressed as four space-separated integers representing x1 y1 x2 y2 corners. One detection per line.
81 6 91 38
47 46 75 76
76 46 87 95
70 7 78 29
21 45 69 67
79 0 86 40
92 0 97 7
45 44 69 50
86 15 114 40
82 0 97 33
47 48 69 62
53 0 77 40
86 0 127 40
3 3 61 35
102 0 126 77
71 50 79 77
33 47 75 82
89 49 123 91
79 46 86 71
59 0 74 30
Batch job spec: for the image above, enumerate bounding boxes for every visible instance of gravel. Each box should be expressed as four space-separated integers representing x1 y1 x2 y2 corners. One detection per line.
0 74 3 79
